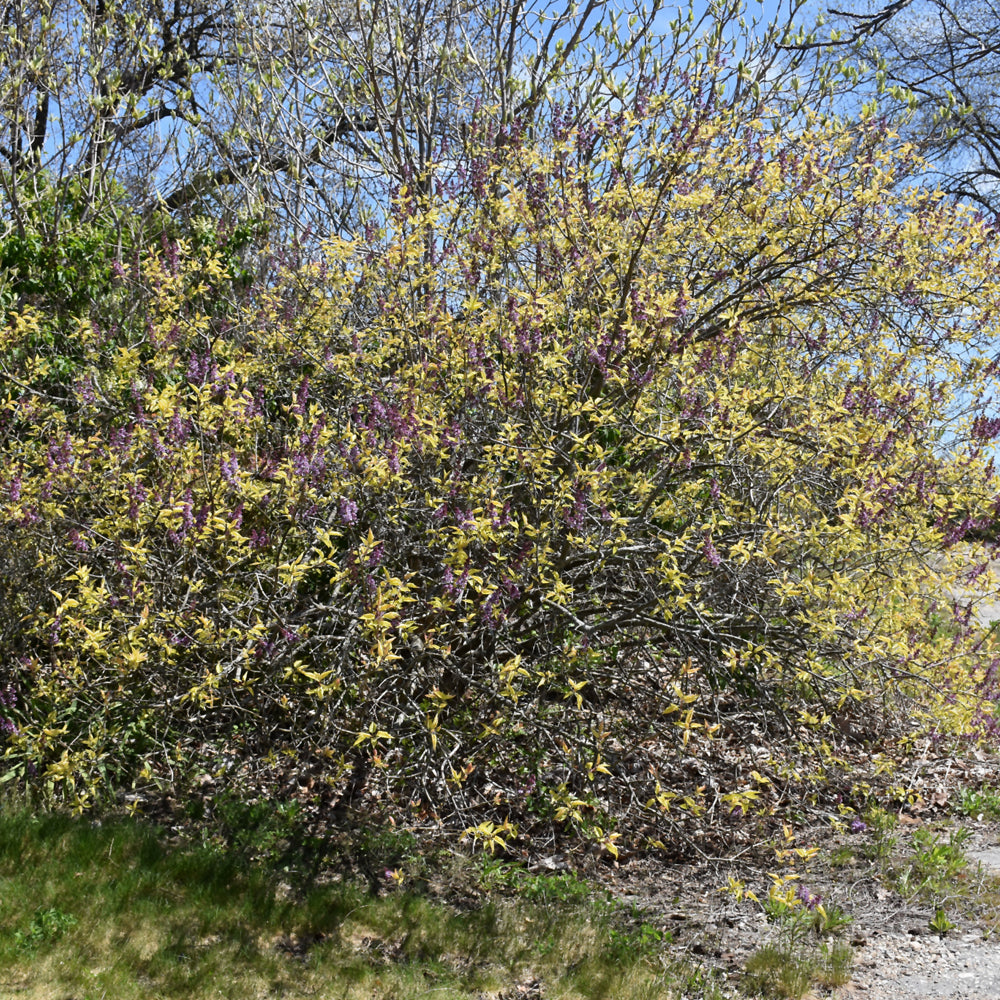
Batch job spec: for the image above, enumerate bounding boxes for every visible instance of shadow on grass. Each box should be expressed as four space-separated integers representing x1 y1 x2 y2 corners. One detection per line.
0 794 709 1000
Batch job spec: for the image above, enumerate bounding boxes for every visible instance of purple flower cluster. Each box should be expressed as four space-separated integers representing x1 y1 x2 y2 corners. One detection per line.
972 415 1000 441
0 685 17 737
338 497 359 525
563 482 588 531
796 885 822 910
441 565 469 599
702 532 722 568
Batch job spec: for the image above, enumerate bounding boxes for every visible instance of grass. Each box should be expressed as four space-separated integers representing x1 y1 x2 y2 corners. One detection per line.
17 786 1000 1000
0 797 713 1000
741 854 855 999
743 940 853 999
957 785 1000 821
843 797 1000 940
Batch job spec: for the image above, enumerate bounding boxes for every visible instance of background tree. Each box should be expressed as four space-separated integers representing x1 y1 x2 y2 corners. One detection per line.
0 0 721 243
790 0 1000 212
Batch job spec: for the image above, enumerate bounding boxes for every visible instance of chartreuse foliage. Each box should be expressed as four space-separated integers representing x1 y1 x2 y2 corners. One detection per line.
2 84 1000 846
0 175 266 384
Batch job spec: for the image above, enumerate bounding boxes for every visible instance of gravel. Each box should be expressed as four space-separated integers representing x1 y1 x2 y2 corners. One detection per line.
828 838 1000 999
598 809 1000 1000
845 929 1000 999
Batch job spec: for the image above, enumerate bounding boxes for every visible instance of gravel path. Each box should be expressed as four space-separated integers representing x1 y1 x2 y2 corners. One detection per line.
834 841 1000 999
845 929 999 999
602 809 1000 999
